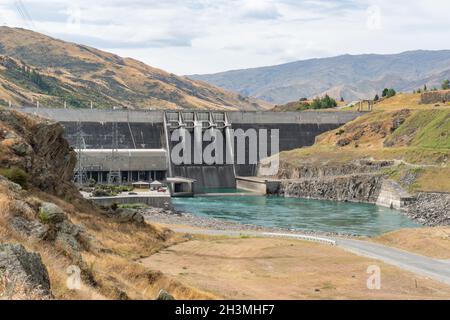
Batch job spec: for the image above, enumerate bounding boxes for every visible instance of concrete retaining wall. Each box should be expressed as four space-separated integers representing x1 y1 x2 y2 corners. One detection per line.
236 177 281 194
376 179 414 209
236 177 267 194
420 90 450 104
88 195 171 208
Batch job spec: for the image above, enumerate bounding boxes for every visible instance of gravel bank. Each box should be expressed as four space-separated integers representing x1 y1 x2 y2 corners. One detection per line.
140 207 360 238
404 193 450 226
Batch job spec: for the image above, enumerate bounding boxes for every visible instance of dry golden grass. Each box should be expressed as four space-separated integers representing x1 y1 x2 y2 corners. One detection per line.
142 236 450 300
342 93 450 112
374 227 450 260
0 272 48 300
0 180 214 300
0 27 270 110
374 93 450 111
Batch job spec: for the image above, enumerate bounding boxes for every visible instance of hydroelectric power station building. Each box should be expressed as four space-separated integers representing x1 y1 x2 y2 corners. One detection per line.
21 108 362 192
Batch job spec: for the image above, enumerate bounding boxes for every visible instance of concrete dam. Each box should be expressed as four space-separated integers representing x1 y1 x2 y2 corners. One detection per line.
21 107 362 191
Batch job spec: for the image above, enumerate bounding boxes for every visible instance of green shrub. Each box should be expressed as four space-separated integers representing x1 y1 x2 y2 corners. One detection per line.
38 208 51 223
0 167 29 188
310 95 337 109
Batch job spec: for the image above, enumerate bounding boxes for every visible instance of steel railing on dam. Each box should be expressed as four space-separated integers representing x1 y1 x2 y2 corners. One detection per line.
19 107 363 125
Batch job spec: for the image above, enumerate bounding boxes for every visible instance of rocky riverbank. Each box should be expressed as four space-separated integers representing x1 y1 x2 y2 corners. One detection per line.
403 193 450 226
140 207 360 238
279 174 383 204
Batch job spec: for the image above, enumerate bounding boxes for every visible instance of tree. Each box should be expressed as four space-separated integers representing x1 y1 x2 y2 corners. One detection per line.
309 95 337 109
340 97 344 102
442 79 450 90
374 94 379 101
382 88 396 98
424 84 427 92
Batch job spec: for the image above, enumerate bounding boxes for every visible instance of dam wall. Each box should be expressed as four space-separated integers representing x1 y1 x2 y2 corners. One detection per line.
19 107 363 189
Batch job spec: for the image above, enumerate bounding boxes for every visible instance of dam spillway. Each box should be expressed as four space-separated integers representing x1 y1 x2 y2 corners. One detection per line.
20 107 363 190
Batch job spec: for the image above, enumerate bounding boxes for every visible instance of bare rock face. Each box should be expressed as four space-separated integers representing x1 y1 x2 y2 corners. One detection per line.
0 243 51 296
0 108 77 197
8 200 91 262
105 208 145 225
280 174 383 203
38 202 90 260
404 193 450 226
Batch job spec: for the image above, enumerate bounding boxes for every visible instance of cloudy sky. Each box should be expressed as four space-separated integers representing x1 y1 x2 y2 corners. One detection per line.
1 0 450 75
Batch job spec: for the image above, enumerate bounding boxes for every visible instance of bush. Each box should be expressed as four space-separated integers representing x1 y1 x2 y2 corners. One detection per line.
38 209 51 223
309 95 337 109
0 167 29 189
382 88 396 98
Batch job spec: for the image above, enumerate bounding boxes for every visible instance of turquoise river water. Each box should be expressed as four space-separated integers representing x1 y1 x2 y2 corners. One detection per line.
172 194 421 236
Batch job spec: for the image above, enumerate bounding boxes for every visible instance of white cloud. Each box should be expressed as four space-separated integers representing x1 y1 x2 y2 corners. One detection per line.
1 0 450 74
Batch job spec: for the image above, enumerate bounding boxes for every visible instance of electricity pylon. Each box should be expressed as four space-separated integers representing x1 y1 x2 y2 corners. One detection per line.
108 122 121 184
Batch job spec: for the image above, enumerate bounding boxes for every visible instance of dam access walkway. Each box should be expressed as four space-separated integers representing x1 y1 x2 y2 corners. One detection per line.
165 226 450 286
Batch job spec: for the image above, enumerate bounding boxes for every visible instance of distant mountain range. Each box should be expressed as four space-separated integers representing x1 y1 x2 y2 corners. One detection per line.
0 27 268 110
189 50 450 104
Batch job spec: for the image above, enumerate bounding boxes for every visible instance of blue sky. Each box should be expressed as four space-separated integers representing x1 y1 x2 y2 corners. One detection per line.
1 0 450 74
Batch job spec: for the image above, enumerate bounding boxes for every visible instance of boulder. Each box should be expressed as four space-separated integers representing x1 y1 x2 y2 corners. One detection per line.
155 289 175 300
39 202 66 224
110 208 145 225
10 216 49 240
0 175 22 192
11 141 32 157
38 202 90 259
0 243 51 296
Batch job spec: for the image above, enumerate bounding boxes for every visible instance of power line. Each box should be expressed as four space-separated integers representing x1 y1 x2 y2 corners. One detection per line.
14 0 35 30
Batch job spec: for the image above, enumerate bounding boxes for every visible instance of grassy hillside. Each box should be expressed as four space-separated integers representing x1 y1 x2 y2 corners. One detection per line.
0 27 269 110
279 96 450 192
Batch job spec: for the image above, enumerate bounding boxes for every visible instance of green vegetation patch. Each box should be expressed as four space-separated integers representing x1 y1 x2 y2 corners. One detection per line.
0 166 29 189
92 184 134 197
118 203 148 209
389 109 450 149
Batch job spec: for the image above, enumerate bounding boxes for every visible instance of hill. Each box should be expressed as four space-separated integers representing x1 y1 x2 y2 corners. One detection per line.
0 27 268 110
189 50 450 104
277 95 450 193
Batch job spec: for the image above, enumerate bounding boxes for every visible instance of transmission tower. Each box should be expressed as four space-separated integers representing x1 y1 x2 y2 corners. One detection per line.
73 121 88 186
108 122 121 184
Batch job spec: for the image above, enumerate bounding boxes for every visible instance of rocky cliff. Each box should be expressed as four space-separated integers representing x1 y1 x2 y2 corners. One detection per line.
0 107 207 300
0 107 77 197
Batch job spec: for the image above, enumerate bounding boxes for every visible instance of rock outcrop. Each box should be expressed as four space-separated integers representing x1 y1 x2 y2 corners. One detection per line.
280 174 383 203
0 243 51 296
404 193 450 226
0 108 77 197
